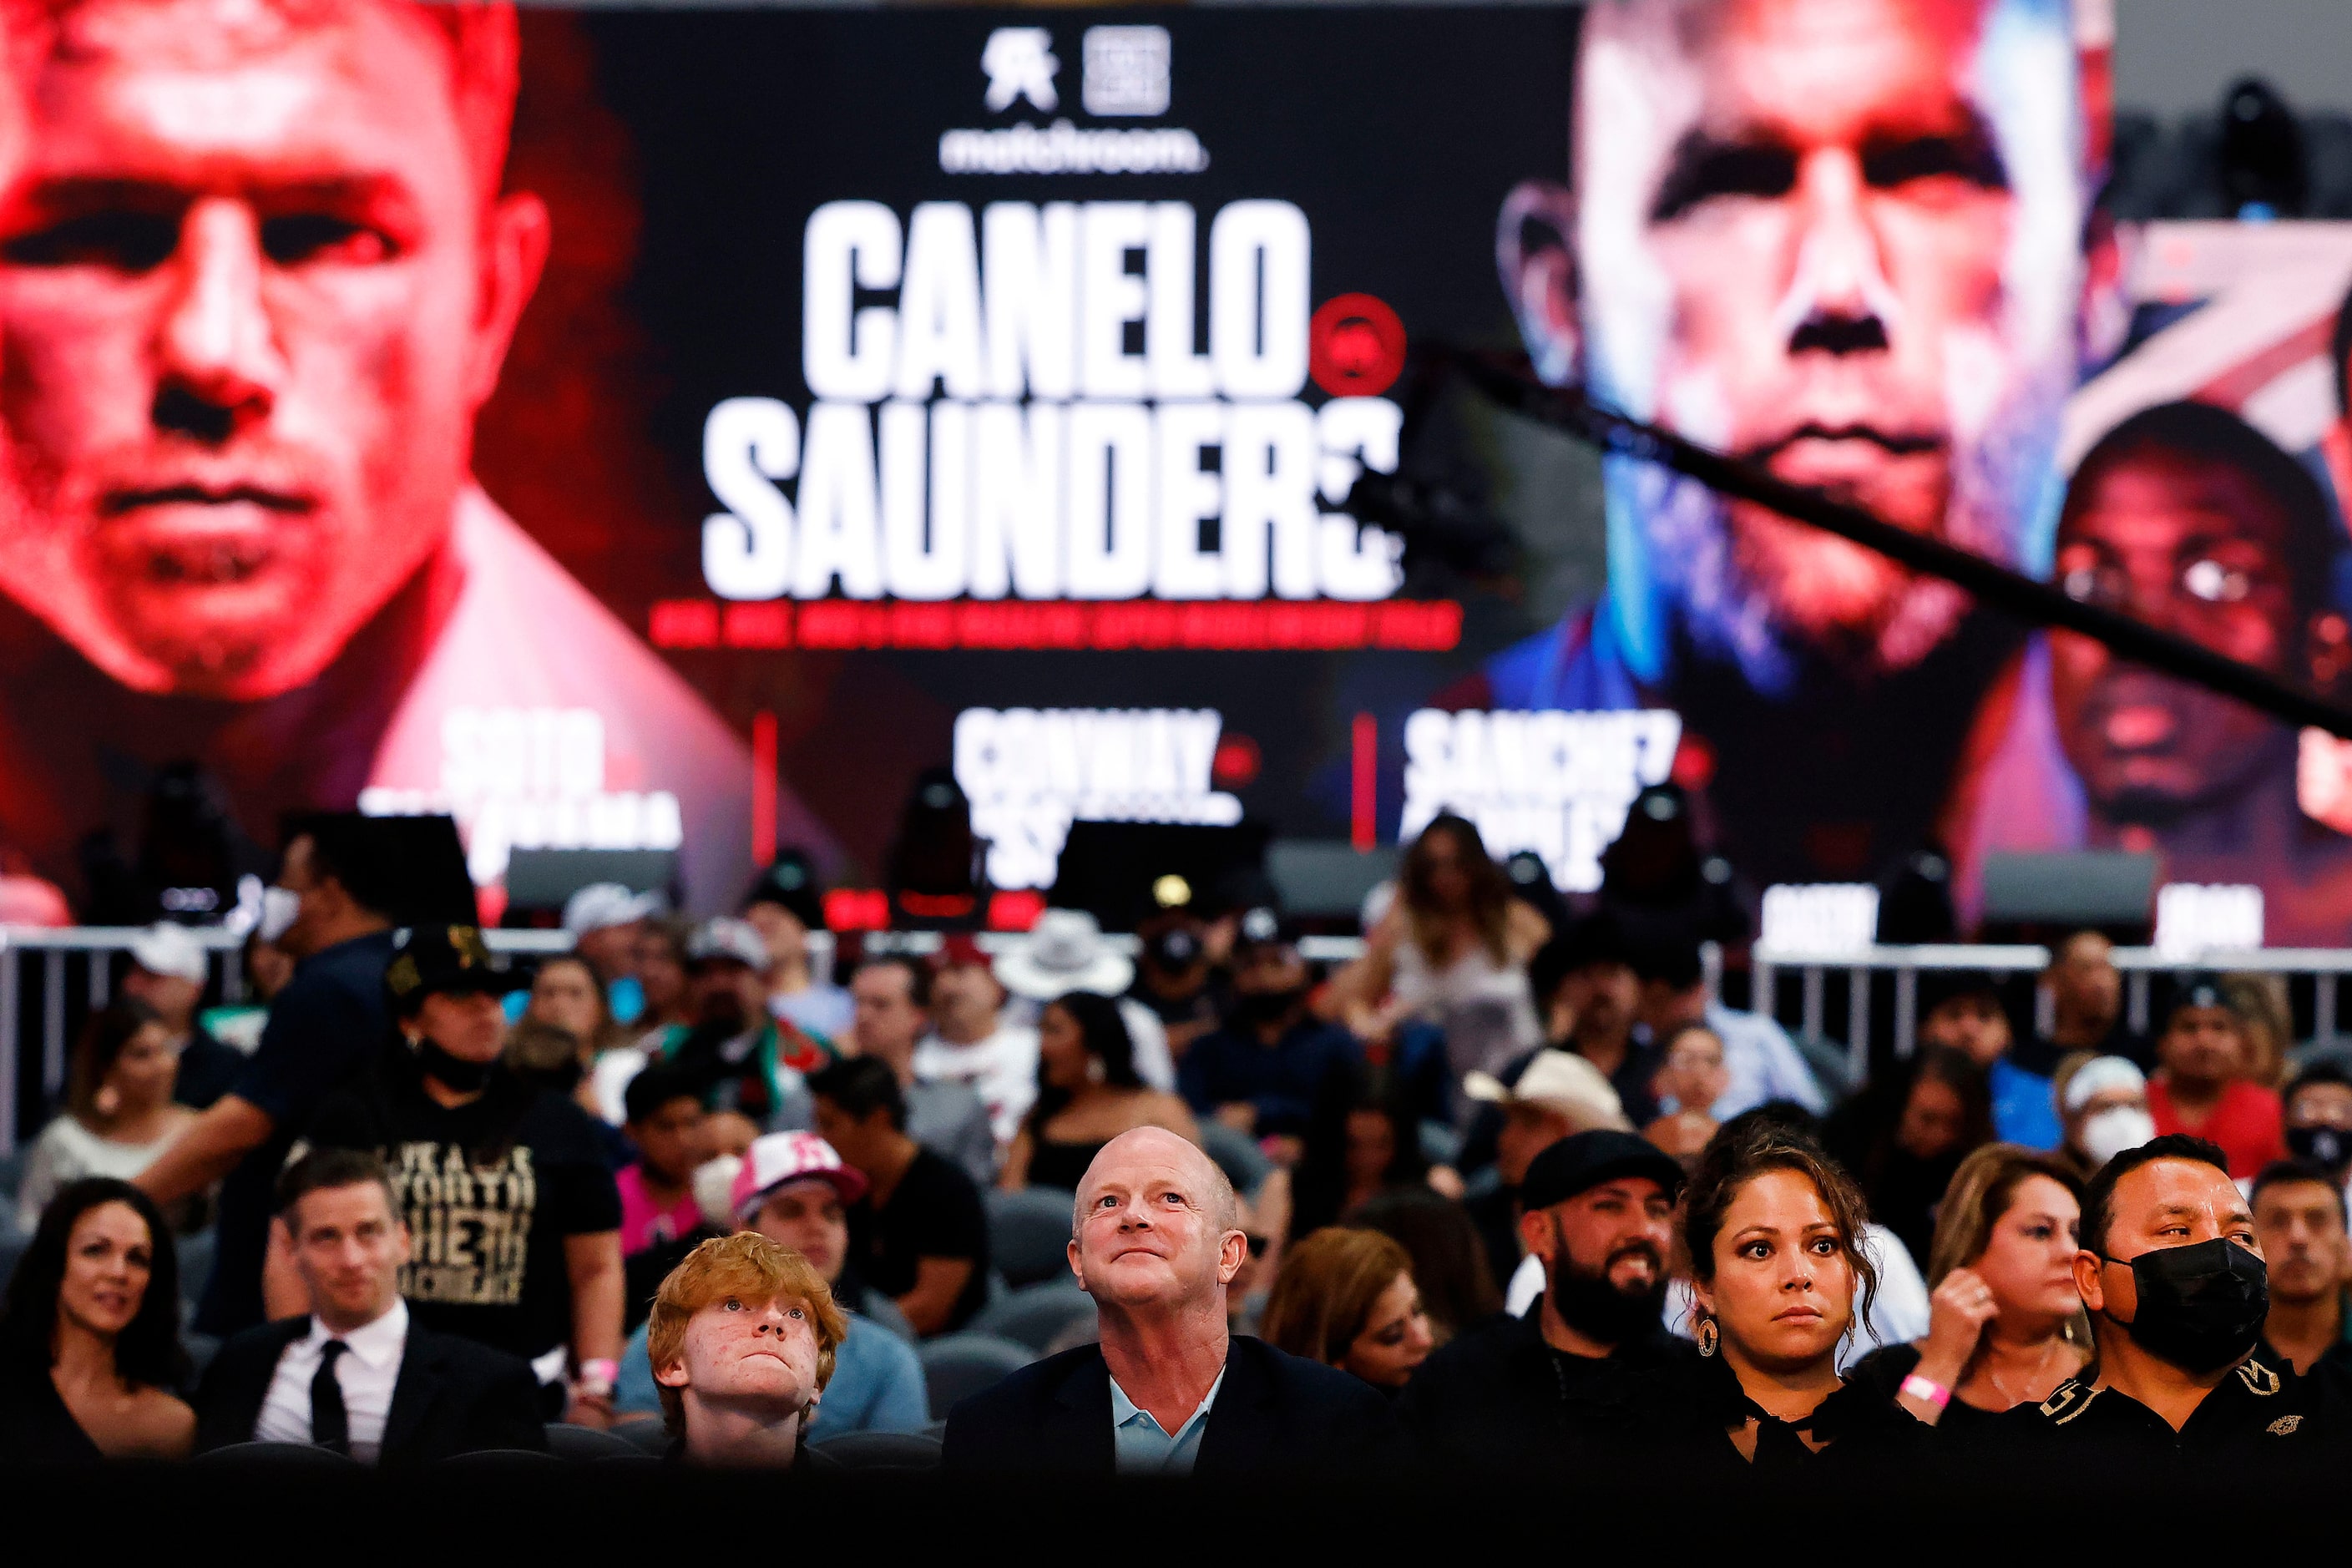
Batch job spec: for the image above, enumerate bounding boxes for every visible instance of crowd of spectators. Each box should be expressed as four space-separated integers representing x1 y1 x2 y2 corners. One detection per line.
0 808 2344 1484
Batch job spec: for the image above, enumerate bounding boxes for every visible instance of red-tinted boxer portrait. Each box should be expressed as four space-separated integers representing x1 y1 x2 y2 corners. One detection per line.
0 0 823 913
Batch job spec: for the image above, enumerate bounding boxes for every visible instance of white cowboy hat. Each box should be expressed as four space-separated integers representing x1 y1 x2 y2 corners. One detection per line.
994 908 1135 1000
1464 1050 1630 1132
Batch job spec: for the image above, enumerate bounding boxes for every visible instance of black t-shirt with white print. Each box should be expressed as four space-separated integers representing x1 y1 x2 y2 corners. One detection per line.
305 1050 623 1363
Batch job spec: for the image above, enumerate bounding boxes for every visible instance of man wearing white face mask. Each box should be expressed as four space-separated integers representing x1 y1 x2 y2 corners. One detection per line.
2058 1056 2159 1185
138 816 401 1337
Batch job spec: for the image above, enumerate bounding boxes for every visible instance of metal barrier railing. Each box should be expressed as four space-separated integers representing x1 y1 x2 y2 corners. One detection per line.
1751 944 2352 1085
0 925 576 1158
14 921 2346 1156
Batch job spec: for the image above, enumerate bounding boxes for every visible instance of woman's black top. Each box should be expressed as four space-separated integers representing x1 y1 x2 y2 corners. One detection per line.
1024 1137 1108 1194
1583 1344 1930 1481
0 1355 104 1464
1848 1342 2041 1438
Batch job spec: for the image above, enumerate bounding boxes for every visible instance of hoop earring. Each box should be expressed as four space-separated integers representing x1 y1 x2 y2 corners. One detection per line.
1695 1317 1718 1358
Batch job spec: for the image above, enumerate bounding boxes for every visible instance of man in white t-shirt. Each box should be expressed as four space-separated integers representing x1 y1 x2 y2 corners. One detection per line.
913 937 1038 1155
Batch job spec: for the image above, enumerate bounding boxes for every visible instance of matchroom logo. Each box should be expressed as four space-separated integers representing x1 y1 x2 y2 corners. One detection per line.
943 25 1207 175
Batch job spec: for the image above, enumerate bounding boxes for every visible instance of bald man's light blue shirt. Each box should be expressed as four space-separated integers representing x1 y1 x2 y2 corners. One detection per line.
1109 1366 1226 1474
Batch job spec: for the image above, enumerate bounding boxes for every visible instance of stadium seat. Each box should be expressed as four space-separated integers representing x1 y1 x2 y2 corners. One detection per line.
984 1187 1078 1288
966 1280 1096 1353
611 1415 670 1456
918 1332 1034 1417
858 1287 918 1343
0 1232 28 1296
175 1228 215 1307
1196 1120 1271 1198
545 1423 646 1461
192 1440 361 1468
813 1429 943 1470
433 1448 565 1472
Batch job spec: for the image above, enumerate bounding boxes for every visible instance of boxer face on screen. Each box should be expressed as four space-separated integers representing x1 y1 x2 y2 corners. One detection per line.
2049 422 2341 820
0 0 546 700
1500 0 2082 687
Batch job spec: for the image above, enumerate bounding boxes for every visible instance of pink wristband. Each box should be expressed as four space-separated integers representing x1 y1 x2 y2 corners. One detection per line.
1901 1373 1951 1410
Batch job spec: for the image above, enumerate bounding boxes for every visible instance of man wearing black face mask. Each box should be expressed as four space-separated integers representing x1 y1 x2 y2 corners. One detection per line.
2282 1063 2352 1192
1997 1133 2326 1474
1399 1131 1693 1471
1178 909 1363 1161
1129 907 1223 1060
305 925 625 1424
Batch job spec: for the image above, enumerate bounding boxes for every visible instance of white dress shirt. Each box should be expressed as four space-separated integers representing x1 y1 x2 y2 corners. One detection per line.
255 1298 410 1463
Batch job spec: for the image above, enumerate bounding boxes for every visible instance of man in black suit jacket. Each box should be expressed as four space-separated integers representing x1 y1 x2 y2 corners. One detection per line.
944 1126 1399 1474
193 1147 544 1462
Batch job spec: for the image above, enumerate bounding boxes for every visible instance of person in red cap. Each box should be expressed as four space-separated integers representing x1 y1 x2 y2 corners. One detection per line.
612 1130 927 1440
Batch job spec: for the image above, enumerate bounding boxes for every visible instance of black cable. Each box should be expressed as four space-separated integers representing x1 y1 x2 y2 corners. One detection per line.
1350 346 2352 741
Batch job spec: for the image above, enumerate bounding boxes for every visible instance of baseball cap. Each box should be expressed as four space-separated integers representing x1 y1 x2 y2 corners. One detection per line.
1233 905 1299 953
1520 1129 1687 1211
127 923 208 985
2164 975 2236 1028
731 1131 868 1220
1555 910 1635 974
1463 1050 1630 1132
563 883 665 938
686 916 771 970
744 854 826 932
384 925 518 1011
1145 924 1203 970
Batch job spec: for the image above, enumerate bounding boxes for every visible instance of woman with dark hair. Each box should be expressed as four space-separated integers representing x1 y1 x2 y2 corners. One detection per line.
1616 1120 1919 1474
1828 1044 1995 1270
1852 1144 2089 1429
303 926 625 1425
0 1177 192 1460
1289 1065 1458 1239
17 999 195 1232
999 991 1198 1191
1260 1227 1434 1392
525 953 637 1120
1331 813 1549 1084
1350 1186 1503 1342
632 917 696 1037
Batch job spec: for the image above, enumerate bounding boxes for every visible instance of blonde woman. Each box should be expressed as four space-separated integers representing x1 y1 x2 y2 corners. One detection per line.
1857 1144 2091 1429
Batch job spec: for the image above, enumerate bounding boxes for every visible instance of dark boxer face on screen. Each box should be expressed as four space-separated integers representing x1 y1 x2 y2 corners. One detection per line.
0 0 540 701
1505 0 2080 679
2050 453 2300 815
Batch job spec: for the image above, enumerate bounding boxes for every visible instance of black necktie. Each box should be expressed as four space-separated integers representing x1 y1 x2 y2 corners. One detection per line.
311 1340 351 1454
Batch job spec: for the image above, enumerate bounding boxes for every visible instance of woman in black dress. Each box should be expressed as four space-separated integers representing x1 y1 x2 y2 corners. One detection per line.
0 1178 191 1461
999 993 1197 1191
1854 1144 2090 1431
